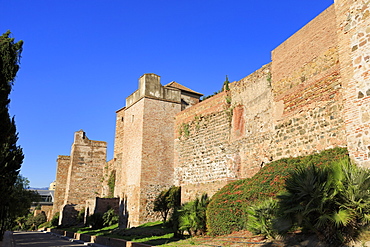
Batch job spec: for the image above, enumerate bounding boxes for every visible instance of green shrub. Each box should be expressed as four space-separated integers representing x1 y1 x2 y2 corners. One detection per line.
179 194 209 236
77 208 85 223
206 147 349 236
275 159 370 245
154 186 181 223
25 211 47 230
87 212 104 229
51 212 59 227
102 208 119 226
38 220 51 229
246 198 278 239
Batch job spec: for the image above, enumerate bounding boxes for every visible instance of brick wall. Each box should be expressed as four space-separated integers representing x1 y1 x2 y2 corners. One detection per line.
140 97 181 223
58 131 107 225
174 92 234 201
116 99 144 227
63 131 107 207
114 108 125 157
335 0 370 167
115 97 181 227
271 5 338 84
174 5 348 202
52 155 70 217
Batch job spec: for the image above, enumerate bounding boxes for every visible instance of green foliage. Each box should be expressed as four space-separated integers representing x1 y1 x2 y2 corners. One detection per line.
179 193 209 236
37 220 51 229
107 170 116 197
77 208 85 223
222 75 230 91
0 30 24 240
266 72 272 86
202 76 230 100
206 147 349 236
201 90 222 101
275 159 370 245
102 208 119 227
246 198 278 239
50 212 60 227
87 212 104 229
25 211 47 230
178 123 190 138
154 186 181 223
2 175 40 232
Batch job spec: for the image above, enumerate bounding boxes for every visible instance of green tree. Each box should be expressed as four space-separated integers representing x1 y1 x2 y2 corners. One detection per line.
0 30 24 240
8 176 39 220
153 186 181 223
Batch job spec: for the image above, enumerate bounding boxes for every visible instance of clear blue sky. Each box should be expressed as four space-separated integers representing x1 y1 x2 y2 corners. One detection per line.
1 0 334 188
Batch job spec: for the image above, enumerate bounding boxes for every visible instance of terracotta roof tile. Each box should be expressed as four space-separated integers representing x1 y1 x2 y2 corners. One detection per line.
164 81 203 96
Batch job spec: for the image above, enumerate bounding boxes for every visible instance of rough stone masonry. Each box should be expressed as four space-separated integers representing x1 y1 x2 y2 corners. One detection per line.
53 0 370 227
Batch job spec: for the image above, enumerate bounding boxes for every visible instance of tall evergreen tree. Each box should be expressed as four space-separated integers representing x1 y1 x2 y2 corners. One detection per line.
0 30 24 240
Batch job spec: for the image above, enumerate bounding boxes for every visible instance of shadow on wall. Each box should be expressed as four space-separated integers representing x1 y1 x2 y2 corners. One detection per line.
60 204 79 226
119 195 129 229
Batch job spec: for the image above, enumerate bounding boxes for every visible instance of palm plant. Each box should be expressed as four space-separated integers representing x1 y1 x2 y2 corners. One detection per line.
246 198 278 239
275 159 370 245
179 193 209 236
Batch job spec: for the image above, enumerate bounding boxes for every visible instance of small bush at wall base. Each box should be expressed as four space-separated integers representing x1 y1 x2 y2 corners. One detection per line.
206 147 349 236
77 208 85 223
87 212 104 229
275 159 370 246
102 208 119 226
51 212 59 227
179 193 209 236
247 198 278 239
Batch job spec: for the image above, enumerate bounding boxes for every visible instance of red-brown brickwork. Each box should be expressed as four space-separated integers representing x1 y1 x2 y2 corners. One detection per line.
271 5 338 84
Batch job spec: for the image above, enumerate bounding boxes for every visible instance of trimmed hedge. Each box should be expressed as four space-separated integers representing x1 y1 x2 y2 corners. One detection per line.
206 147 349 236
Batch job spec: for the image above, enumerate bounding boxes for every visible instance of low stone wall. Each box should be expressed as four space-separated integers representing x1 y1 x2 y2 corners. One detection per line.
47 228 152 247
74 232 91 242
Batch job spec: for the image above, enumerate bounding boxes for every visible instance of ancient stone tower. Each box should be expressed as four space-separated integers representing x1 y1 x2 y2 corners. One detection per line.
111 73 202 227
53 130 107 225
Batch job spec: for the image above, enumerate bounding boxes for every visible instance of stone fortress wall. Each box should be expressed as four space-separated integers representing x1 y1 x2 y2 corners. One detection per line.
53 0 370 227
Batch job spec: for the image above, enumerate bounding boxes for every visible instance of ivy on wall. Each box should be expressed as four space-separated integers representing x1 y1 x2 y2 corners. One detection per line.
107 170 116 198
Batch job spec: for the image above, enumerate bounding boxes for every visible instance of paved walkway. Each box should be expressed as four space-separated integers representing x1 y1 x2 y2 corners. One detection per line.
0 231 14 247
13 231 84 247
0 231 110 247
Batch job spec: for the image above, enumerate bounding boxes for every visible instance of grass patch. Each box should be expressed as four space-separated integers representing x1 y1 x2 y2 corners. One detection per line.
61 223 119 236
60 221 186 245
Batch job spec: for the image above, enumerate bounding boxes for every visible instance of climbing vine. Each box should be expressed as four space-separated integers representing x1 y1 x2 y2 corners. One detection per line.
107 170 116 198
